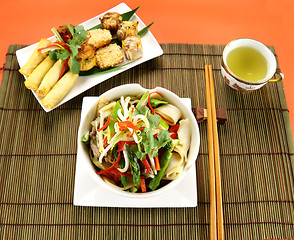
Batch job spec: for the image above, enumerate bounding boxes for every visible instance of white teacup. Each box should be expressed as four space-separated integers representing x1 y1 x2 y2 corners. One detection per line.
221 38 283 91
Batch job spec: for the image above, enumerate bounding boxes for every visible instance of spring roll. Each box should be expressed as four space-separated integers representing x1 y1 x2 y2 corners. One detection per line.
36 59 68 97
19 38 52 77
24 56 56 91
41 71 78 109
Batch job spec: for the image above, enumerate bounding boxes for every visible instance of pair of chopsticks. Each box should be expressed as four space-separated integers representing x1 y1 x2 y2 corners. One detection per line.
205 65 224 240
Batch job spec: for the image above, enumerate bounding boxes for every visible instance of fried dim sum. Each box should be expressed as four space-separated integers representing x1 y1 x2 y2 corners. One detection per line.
117 21 138 41
19 38 52 78
87 29 112 49
24 56 55 91
122 35 143 60
100 12 122 33
41 71 78 109
96 44 124 69
36 59 68 97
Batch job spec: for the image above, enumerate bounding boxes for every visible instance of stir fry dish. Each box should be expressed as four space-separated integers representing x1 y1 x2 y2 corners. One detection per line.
81 91 192 193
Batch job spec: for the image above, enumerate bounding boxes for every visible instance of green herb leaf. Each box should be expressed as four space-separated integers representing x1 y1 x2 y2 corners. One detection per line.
69 44 80 58
157 130 172 149
49 50 58 61
147 113 160 129
56 49 70 60
69 57 80 74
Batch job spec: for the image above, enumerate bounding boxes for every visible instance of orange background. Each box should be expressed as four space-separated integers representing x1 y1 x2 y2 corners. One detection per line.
1 0 294 138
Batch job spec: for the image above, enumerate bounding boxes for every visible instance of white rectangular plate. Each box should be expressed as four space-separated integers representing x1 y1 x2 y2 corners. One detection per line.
73 97 197 208
16 2 163 112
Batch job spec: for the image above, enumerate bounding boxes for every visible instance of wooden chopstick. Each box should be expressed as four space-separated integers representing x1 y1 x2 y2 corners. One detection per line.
205 65 224 240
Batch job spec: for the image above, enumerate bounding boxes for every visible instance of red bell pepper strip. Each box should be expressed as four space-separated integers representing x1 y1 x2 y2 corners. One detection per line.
147 92 174 125
103 136 107 148
97 116 114 132
169 124 179 133
58 58 69 80
147 91 164 112
108 169 133 178
96 151 121 175
117 141 137 152
118 120 139 131
170 132 177 139
142 158 151 173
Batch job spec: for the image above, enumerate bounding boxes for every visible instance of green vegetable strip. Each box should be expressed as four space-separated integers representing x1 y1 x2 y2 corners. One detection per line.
136 91 149 109
113 145 128 187
118 156 128 187
108 101 123 134
148 150 173 191
150 98 168 107
89 7 140 31
125 145 141 185
51 27 64 43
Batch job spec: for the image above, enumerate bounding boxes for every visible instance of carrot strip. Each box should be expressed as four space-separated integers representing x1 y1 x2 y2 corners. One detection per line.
155 156 161 171
140 178 147 193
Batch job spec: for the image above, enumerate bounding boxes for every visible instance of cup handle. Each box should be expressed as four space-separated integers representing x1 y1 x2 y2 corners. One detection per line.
269 68 284 82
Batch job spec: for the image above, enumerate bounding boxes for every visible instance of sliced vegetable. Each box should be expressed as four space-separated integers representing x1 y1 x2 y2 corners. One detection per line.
125 144 141 185
150 98 168 108
96 151 121 175
154 156 160 171
159 117 169 130
142 158 151 173
116 149 128 187
81 132 90 144
169 124 180 133
140 178 147 193
97 116 113 132
136 91 149 109
149 149 172 191
118 120 139 132
108 101 123 134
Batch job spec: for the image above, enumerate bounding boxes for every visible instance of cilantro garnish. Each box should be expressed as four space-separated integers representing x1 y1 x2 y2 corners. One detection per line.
45 24 88 74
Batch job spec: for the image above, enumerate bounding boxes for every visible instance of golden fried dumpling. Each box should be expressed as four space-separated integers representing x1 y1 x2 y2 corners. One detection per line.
87 29 112 49
76 43 96 71
117 21 138 41
96 44 124 69
122 35 143 60
100 12 122 33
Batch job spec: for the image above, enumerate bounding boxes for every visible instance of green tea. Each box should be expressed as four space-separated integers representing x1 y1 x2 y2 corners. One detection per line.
226 46 268 82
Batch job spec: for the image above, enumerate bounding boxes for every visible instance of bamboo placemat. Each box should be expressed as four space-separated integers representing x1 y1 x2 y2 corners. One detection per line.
0 43 294 239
